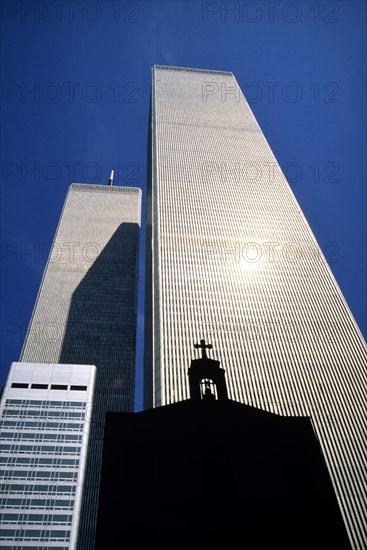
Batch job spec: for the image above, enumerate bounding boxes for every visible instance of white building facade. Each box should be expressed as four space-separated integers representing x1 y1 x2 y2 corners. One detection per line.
0 362 95 549
144 65 367 549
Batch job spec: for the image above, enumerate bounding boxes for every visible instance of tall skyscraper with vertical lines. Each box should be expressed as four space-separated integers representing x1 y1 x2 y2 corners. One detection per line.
144 65 367 549
19 183 142 550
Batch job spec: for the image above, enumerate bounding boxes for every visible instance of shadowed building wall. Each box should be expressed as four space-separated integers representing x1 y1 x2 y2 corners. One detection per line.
20 183 141 550
144 65 367 548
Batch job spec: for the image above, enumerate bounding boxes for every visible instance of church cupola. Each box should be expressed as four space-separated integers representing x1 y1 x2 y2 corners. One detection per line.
188 339 228 401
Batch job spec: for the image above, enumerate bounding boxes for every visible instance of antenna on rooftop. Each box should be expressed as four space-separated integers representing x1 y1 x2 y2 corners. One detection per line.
108 169 114 186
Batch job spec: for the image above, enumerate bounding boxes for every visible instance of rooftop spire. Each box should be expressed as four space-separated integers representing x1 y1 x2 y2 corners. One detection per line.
194 339 213 360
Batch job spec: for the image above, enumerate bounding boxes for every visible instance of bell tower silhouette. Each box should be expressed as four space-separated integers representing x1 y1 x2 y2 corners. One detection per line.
188 339 228 401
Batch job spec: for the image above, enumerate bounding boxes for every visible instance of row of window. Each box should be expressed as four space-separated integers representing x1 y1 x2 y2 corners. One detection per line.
6 399 85 407
0 497 74 509
0 513 72 524
0 420 84 431
0 528 70 541
0 457 79 467
2 409 84 419
0 433 82 442
0 484 77 495
11 383 88 391
0 444 81 455
0 546 69 550
0 471 78 481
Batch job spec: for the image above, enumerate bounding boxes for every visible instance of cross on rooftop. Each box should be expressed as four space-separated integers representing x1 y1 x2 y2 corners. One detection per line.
194 339 213 359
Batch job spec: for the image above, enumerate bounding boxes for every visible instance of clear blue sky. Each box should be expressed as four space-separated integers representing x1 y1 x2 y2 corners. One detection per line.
1 0 366 410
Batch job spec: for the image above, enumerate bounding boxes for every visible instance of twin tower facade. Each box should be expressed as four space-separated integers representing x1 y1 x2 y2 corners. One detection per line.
1 66 366 549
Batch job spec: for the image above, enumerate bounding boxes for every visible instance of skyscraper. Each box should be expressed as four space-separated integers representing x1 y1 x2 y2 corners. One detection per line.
144 65 367 549
0 361 95 549
19 183 142 549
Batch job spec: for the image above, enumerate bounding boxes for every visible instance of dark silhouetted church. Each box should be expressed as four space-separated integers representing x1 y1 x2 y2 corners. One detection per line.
95 342 351 549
